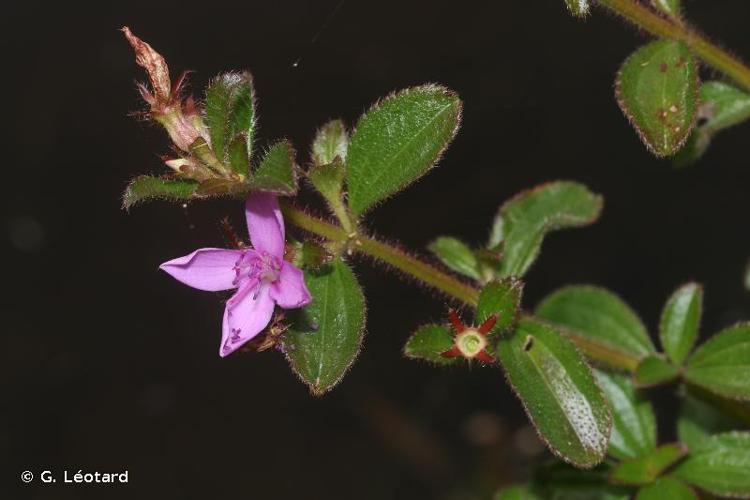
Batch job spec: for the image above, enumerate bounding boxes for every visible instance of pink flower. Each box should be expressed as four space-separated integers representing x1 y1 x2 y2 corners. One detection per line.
160 193 312 357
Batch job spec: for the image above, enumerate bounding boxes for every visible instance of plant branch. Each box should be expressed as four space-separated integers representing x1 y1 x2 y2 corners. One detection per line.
597 0 750 91
281 201 480 305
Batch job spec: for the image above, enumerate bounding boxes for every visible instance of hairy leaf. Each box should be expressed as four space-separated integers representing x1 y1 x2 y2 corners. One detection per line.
490 182 603 277
347 85 461 216
634 355 681 388
122 175 198 209
610 443 688 485
659 283 702 366
476 278 524 335
311 119 348 166
685 323 750 401
284 259 365 395
616 40 699 156
308 157 346 210
403 324 456 366
205 72 255 161
673 432 750 497
536 286 655 371
594 370 656 460
251 141 298 195
429 237 482 281
497 317 612 468
637 477 696 500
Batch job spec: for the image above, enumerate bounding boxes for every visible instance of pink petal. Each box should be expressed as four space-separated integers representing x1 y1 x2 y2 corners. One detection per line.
270 262 313 309
159 248 243 291
219 280 275 357
245 193 285 258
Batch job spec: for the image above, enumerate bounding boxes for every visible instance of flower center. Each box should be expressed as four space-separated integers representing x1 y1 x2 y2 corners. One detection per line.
456 329 488 358
233 251 281 287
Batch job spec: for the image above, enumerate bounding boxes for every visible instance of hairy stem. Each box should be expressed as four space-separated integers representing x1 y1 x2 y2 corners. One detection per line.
597 0 750 91
282 201 632 366
281 201 480 305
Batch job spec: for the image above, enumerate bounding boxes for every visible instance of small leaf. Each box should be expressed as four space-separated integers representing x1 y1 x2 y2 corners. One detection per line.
564 0 590 17
205 72 255 161
659 283 703 366
428 237 482 281
677 393 745 450
122 175 198 209
284 259 366 395
536 286 655 371
650 0 681 18
307 157 347 215
497 317 612 468
634 355 681 387
594 370 656 460
347 85 461 216
637 477 697 500
673 432 750 497
616 40 699 156
476 277 524 335
610 443 688 485
195 178 246 197
403 324 456 365
685 323 750 401
290 240 330 271
311 119 348 166
251 140 298 195
490 182 603 277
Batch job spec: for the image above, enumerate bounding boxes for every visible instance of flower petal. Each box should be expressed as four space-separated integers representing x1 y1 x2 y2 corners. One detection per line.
220 280 275 357
270 262 312 309
159 248 243 291
245 193 285 258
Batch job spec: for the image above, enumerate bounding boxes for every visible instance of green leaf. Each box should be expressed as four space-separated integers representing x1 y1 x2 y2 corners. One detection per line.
346 85 461 216
476 277 524 335
650 0 681 18
536 286 655 371
615 40 699 156
610 443 688 486
194 178 246 197
677 393 745 450
428 237 482 281
122 175 198 209
283 259 365 395
403 324 456 365
290 240 330 271
673 432 750 497
497 317 612 468
311 119 348 166
594 370 656 460
308 157 346 209
634 355 681 388
564 0 590 17
636 477 697 500
251 140 298 195
205 72 255 161
676 82 750 166
490 182 603 277
685 323 750 401
659 283 703 366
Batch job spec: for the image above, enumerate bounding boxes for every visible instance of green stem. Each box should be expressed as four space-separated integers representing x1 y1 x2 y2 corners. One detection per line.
281 201 480 305
597 0 750 91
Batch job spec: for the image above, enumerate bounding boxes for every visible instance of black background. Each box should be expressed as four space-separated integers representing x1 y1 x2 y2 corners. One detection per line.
4 1 750 498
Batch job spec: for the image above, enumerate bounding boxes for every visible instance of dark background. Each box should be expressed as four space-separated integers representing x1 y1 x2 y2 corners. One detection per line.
4 1 750 498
